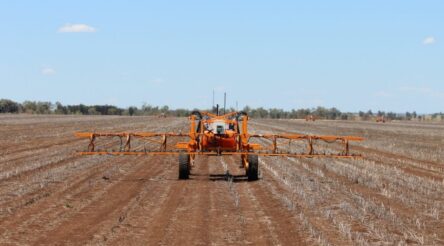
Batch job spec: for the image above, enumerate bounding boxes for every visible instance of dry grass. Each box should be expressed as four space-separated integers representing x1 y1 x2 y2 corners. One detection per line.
1 115 443 245
252 119 444 245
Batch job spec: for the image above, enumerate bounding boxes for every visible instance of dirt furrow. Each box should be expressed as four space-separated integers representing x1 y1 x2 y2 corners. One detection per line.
215 155 309 245
32 156 164 245
1 115 443 245
0 156 144 244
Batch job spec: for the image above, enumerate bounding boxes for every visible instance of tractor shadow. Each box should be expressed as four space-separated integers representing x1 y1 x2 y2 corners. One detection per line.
208 172 250 183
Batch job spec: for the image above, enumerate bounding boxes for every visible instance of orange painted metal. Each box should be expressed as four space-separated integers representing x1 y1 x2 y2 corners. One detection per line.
77 151 362 158
74 111 364 162
376 116 386 123
305 115 316 121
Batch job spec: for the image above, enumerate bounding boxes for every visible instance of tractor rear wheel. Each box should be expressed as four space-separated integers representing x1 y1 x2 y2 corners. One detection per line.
247 155 259 181
179 153 190 179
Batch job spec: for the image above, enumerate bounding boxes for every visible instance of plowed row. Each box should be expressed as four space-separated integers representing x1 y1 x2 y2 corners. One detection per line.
0 115 443 245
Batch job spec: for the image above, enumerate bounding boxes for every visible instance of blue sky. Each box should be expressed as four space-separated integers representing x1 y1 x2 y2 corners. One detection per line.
0 1 443 113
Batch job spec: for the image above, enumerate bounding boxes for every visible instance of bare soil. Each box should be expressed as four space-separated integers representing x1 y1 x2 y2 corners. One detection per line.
0 115 443 245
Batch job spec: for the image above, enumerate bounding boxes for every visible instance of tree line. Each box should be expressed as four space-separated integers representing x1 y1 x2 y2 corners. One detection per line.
0 99 191 117
0 98 441 120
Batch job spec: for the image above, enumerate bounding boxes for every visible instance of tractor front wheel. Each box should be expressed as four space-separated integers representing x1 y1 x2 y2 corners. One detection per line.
179 153 190 179
247 155 259 181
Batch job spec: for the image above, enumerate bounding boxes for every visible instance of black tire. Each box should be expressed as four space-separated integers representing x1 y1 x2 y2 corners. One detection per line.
247 155 259 181
179 153 190 179
190 110 202 120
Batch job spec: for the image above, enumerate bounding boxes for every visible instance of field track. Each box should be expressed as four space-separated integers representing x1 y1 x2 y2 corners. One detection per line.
1 115 443 245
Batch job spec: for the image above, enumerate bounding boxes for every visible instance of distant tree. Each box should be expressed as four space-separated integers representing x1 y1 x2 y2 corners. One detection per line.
387 112 397 120
242 106 251 115
160 105 169 113
0 99 20 113
128 106 137 116
79 104 88 115
377 111 385 117
54 102 68 114
3 98 441 121
174 108 190 117
22 101 37 113
107 108 119 115
268 108 277 118
293 108 310 119
313 107 327 119
327 107 341 120
257 107 269 118
88 107 98 115
36 102 52 114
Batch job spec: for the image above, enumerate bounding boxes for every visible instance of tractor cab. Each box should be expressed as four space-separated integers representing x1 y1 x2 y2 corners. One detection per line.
204 120 236 135
200 119 237 152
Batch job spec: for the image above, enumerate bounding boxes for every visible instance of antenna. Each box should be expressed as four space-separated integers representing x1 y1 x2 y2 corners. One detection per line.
212 90 215 110
224 92 226 115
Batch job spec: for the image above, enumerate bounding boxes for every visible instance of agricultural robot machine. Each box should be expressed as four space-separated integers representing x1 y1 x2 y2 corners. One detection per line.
305 115 316 122
376 116 386 123
75 111 363 181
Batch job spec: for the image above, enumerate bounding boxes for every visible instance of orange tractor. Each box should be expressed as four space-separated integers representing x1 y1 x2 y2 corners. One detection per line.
305 115 316 122
75 111 363 181
376 116 386 123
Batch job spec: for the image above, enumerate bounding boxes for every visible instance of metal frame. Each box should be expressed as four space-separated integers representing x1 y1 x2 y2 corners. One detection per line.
75 112 363 159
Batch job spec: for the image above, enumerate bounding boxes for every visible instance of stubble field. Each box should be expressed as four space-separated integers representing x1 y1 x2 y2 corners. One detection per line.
0 115 443 245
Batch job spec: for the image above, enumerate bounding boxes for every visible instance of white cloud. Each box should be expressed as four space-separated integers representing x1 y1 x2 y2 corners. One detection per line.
58 24 96 33
423 36 436 45
41 67 56 76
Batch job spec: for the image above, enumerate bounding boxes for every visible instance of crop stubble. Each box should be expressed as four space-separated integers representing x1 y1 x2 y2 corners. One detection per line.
0 115 443 245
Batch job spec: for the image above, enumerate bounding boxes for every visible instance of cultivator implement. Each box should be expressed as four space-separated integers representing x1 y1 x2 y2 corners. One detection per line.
75 132 362 158
75 111 363 180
